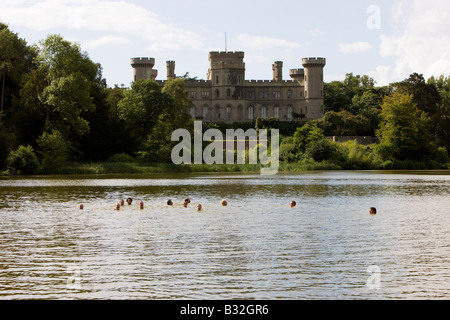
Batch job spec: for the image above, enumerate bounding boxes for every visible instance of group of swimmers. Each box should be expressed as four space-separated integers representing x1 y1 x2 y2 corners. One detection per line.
78 198 377 215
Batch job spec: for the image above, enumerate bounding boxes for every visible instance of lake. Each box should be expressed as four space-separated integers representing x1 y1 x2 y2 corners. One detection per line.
0 171 449 300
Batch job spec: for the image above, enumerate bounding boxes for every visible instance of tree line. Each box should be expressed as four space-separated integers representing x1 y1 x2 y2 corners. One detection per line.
1 22 449 174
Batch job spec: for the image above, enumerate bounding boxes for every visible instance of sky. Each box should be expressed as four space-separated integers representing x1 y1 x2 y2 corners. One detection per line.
1 0 450 87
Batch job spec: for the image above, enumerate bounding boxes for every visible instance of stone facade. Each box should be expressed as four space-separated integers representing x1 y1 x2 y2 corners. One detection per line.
131 51 326 122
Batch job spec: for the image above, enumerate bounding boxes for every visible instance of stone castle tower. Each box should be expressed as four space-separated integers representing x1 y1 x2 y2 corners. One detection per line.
130 51 326 122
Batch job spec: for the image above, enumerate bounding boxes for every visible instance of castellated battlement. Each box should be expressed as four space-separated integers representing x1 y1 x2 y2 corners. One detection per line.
289 69 305 76
131 57 155 68
302 57 326 67
184 79 212 87
245 80 295 85
209 51 245 59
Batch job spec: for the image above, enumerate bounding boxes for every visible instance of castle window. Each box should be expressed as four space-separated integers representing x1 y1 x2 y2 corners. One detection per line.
227 88 231 97
216 105 220 119
226 106 232 119
216 89 220 98
190 106 196 118
248 106 254 120
261 106 267 119
274 106 280 119
260 90 268 99
287 106 293 119
273 91 281 99
287 90 292 98
203 106 209 118
189 91 197 99
202 91 210 99
216 75 219 85
247 91 255 99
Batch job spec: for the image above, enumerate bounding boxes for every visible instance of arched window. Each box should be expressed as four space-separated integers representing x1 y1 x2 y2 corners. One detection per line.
274 106 280 119
215 89 220 98
227 88 231 97
261 106 267 119
226 106 232 119
248 106 254 120
190 106 196 119
215 105 221 119
203 106 209 119
287 90 292 98
287 105 293 119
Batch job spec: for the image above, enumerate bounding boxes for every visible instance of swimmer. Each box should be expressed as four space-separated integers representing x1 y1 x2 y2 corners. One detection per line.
370 207 377 215
290 201 296 208
119 199 125 206
184 198 191 204
138 201 144 210
196 203 202 211
79 203 84 210
114 202 121 210
126 198 133 205
167 199 173 206
221 199 228 206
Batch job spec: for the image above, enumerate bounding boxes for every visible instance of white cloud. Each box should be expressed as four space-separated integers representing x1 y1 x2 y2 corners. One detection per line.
309 29 323 37
236 33 300 51
82 36 129 49
371 0 450 85
339 42 373 54
0 0 204 51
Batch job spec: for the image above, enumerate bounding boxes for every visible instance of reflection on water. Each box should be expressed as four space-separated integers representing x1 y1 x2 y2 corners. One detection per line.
0 171 449 299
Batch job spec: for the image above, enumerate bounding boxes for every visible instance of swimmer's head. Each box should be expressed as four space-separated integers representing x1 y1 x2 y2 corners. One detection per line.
167 199 173 206
370 207 377 215
196 203 202 211
221 199 227 206
126 198 133 205
290 201 296 208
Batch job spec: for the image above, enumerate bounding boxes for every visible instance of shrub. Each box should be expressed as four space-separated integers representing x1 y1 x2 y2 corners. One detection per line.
107 153 135 163
37 130 69 172
7 145 40 175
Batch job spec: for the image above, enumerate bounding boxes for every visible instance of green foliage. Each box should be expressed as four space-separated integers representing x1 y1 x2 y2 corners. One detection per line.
107 153 135 163
7 145 40 174
117 79 172 143
36 129 69 172
318 110 372 136
303 138 337 162
376 92 436 162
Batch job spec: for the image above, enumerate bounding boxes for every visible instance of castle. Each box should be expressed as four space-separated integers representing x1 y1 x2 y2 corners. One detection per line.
131 51 326 122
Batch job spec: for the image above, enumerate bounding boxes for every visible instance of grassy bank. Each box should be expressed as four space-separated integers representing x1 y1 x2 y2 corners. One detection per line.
29 160 344 175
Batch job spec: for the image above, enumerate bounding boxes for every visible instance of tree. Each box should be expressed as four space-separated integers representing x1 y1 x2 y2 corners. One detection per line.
37 129 69 172
394 73 440 116
318 110 372 136
37 35 101 139
139 78 193 163
427 75 450 153
376 92 436 162
7 145 40 175
117 80 172 145
0 22 37 119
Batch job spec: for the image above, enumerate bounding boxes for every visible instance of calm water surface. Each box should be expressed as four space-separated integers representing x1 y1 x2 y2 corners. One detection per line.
0 171 449 300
